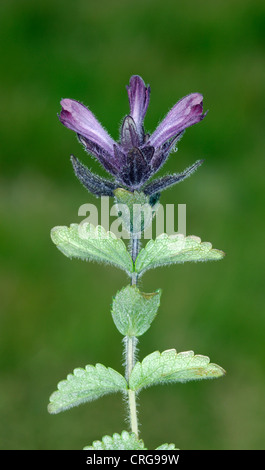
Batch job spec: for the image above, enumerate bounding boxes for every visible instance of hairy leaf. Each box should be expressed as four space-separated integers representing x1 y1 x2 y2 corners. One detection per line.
156 443 178 450
135 233 225 275
83 431 146 450
51 223 133 274
48 364 127 414
111 285 161 336
129 349 225 391
83 431 179 450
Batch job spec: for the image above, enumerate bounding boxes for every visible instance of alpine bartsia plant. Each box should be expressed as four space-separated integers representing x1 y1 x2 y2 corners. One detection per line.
48 75 225 450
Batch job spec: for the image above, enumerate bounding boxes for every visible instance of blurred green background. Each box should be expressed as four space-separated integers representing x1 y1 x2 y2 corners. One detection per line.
0 0 264 450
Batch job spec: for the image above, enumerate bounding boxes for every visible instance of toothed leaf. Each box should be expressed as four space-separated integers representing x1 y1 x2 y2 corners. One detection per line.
111 285 161 336
135 233 225 275
51 223 133 274
156 443 178 450
83 431 146 450
129 349 225 391
48 364 127 414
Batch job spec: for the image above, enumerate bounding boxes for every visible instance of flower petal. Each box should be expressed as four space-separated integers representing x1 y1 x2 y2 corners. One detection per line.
126 75 150 140
78 134 121 176
120 115 140 150
148 93 206 148
149 133 183 174
59 99 115 155
118 148 152 190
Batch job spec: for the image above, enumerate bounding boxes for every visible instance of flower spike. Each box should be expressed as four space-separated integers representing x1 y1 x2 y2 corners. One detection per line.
59 77 206 195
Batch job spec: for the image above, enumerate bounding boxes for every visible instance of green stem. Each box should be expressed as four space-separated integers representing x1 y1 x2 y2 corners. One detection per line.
130 233 140 285
125 232 141 437
124 335 138 437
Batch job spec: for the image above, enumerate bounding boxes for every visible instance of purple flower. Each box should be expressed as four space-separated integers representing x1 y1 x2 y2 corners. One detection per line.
59 75 206 197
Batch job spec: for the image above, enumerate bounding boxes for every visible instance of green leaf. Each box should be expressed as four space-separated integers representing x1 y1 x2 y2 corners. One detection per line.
51 223 133 274
111 285 161 336
135 233 225 275
48 364 127 414
83 431 179 450
83 431 147 450
129 349 225 392
156 443 178 450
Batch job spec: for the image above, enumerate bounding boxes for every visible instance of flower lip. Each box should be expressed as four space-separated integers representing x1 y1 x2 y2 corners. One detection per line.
147 92 206 149
59 98 116 156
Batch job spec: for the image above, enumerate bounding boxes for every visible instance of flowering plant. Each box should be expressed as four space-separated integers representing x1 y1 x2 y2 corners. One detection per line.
48 75 225 450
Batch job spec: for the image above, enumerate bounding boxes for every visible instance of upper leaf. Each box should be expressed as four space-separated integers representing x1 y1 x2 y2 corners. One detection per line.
135 233 225 275
129 349 225 392
84 431 147 450
111 285 161 336
48 364 127 414
51 223 133 274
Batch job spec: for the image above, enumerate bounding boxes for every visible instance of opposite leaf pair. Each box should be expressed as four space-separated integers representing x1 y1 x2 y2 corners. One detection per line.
48 349 225 415
51 222 224 277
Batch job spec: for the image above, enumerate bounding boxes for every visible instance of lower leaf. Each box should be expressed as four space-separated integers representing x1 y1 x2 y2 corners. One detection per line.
83 431 146 450
129 349 225 392
48 364 127 414
83 431 178 450
156 443 178 450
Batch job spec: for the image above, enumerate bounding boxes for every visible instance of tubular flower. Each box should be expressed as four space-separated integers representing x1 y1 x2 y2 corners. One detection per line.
59 75 206 197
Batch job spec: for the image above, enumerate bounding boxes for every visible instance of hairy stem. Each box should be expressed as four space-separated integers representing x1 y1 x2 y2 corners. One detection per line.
130 233 140 263
124 232 141 437
124 335 138 437
130 233 140 285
